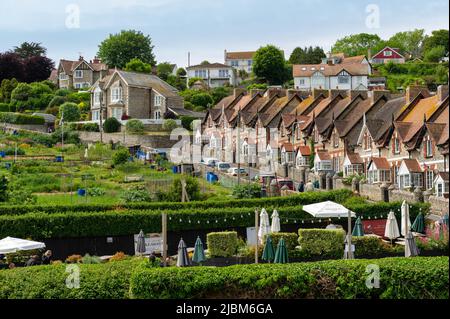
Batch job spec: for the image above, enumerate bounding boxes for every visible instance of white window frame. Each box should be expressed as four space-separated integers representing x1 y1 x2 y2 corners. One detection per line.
111 87 123 103
74 83 82 89
426 139 433 157
94 91 101 106
384 50 393 57
111 107 123 120
92 110 100 121
59 73 68 80
425 170 434 190
74 70 83 79
338 75 350 84
394 137 400 154
154 94 163 107
154 110 161 120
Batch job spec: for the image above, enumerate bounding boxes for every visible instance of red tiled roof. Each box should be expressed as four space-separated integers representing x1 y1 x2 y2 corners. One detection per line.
226 51 256 60
297 145 311 156
402 159 423 173
346 152 363 164
293 63 369 77
316 150 331 161
282 143 295 152
370 157 390 170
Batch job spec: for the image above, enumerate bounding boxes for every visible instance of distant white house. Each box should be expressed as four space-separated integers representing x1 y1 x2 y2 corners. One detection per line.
186 62 236 88
224 50 256 74
293 54 371 91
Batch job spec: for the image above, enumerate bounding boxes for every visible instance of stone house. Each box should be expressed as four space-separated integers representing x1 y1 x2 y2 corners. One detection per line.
57 56 109 90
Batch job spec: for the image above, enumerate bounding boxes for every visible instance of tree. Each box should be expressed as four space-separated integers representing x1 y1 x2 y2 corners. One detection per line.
113 148 130 165
289 46 326 64
157 62 174 81
191 92 214 108
211 87 232 104
0 52 24 82
424 45 447 63
10 82 33 111
423 29 449 56
14 42 47 58
253 45 287 85
103 117 122 133
386 29 426 59
59 102 81 122
22 55 54 83
124 58 152 73
200 61 210 65
332 33 383 57
97 30 156 69
0 78 18 103
176 68 187 77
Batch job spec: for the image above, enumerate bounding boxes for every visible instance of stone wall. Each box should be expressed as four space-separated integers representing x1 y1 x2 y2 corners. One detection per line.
4 124 48 133
427 196 449 217
78 131 178 149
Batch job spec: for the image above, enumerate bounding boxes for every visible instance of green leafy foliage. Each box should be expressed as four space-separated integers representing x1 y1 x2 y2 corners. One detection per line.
253 45 288 85
162 119 177 131
332 33 384 57
124 58 152 73
103 117 121 133
289 46 326 64
0 112 45 125
265 233 298 253
0 175 8 202
59 102 80 122
232 183 261 199
120 185 151 203
156 176 201 202
298 229 345 259
112 148 130 165
207 231 239 258
125 119 145 134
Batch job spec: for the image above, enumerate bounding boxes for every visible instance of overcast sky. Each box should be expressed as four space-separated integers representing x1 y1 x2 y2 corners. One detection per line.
0 0 448 68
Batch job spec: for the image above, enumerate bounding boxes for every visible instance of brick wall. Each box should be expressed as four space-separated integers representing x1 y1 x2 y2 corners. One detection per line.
78 131 178 149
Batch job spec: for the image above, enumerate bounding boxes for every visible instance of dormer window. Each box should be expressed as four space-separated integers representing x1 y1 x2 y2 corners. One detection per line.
111 87 123 102
384 50 392 57
301 67 307 71
59 73 68 80
94 89 101 106
311 67 316 71
426 138 433 157
394 137 400 154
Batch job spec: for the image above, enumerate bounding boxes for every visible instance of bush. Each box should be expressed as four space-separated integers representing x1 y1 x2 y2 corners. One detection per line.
353 236 399 258
191 92 214 108
130 257 449 299
120 185 151 203
265 233 298 253
1 147 25 156
232 183 261 199
0 175 8 202
298 229 345 259
59 102 80 122
0 112 45 125
126 119 145 135
0 259 144 299
47 96 66 109
156 176 201 202
81 254 102 264
180 116 196 131
7 189 37 205
0 103 10 112
103 117 121 133
86 187 106 197
112 148 130 166
162 119 178 131
207 232 239 258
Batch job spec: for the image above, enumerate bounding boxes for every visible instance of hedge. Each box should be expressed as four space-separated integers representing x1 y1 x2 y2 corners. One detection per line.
0 201 429 239
129 257 449 299
265 233 298 253
207 232 239 258
0 259 144 299
0 112 45 125
298 229 346 259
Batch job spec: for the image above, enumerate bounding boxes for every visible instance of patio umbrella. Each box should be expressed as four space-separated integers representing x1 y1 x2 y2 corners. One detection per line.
302 201 356 218
192 237 206 264
411 213 425 233
274 238 289 264
262 235 275 263
258 208 271 244
136 230 146 256
405 231 420 257
176 238 191 267
384 211 400 242
0 237 45 254
352 217 365 236
401 201 411 237
271 210 281 233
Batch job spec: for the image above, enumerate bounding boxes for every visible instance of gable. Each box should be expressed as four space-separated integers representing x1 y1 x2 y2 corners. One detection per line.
373 47 404 59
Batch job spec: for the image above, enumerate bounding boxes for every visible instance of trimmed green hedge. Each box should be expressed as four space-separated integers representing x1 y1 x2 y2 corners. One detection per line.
298 229 345 259
207 232 239 258
0 202 429 239
129 257 449 299
0 189 355 216
0 259 144 299
265 233 298 252
0 112 45 125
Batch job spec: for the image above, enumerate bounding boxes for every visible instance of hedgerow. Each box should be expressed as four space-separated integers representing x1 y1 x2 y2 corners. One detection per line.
129 257 449 299
0 202 428 239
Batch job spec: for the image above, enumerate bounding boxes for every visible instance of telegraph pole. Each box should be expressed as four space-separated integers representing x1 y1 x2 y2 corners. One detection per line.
99 91 103 143
237 107 241 186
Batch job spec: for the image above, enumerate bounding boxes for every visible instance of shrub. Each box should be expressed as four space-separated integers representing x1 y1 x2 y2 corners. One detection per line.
81 254 102 264
47 95 66 109
191 92 214 108
155 176 201 202
265 233 298 253
180 116 196 131
0 103 10 112
0 112 45 125
1 147 25 156
112 148 130 165
353 236 399 258
0 175 8 202
130 257 449 299
207 231 239 258
120 185 151 203
7 189 37 205
232 183 261 199
59 102 80 122
162 119 177 131
87 187 106 197
78 123 100 132
298 229 345 259
126 119 145 135
103 117 121 133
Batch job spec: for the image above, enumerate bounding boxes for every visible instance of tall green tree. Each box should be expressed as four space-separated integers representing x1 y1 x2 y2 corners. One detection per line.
0 78 19 103
332 33 383 57
14 42 47 58
253 45 288 85
124 58 152 73
98 30 156 69
157 62 174 81
423 29 449 56
386 29 426 59
290 46 326 64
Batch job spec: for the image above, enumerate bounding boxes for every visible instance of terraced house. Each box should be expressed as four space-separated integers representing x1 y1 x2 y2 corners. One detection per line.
56 56 110 90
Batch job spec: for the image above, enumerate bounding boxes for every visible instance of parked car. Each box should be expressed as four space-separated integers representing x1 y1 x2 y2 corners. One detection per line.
228 167 248 176
216 162 231 172
277 178 295 191
203 158 219 168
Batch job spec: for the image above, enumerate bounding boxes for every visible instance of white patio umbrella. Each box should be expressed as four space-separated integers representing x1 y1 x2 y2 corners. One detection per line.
401 201 411 237
258 208 271 244
302 201 356 218
384 211 400 241
0 237 45 254
271 210 281 233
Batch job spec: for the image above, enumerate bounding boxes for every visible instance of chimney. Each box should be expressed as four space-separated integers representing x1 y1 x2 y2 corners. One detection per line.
224 49 227 63
327 60 334 66
349 90 369 101
329 89 347 99
312 88 329 100
370 90 390 104
405 85 430 104
233 88 245 99
78 55 83 61
92 56 101 64
265 87 285 99
437 84 449 103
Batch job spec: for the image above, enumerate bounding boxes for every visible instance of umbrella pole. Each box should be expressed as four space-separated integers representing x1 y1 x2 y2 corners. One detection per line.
162 213 168 267
255 209 259 264
347 209 354 259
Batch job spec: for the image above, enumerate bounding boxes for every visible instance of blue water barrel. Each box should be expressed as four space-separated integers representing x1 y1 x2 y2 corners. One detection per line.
209 173 218 183
0 151 5 158
77 189 86 196
172 166 179 174
55 156 64 162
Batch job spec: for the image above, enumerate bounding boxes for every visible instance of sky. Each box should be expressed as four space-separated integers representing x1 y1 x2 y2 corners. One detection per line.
0 0 448 68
